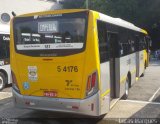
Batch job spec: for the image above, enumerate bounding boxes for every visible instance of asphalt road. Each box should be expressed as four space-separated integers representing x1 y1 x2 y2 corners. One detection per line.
1 60 160 124
127 60 160 102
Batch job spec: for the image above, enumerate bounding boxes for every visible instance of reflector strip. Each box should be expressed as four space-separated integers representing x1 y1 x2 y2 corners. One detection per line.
101 89 110 97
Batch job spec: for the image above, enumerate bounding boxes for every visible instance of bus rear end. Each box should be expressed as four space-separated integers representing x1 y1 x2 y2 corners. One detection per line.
11 10 101 116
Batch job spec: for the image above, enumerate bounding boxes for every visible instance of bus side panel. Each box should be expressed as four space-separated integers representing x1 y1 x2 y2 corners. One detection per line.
100 63 110 94
100 62 110 114
139 50 144 76
119 55 129 97
136 51 140 77
130 53 136 86
143 49 147 68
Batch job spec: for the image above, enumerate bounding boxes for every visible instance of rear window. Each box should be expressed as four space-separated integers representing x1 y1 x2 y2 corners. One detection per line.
13 11 88 57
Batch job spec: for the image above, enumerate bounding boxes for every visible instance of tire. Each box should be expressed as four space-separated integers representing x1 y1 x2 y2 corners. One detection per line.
122 76 129 100
145 61 147 69
140 73 144 77
0 72 6 91
140 64 146 77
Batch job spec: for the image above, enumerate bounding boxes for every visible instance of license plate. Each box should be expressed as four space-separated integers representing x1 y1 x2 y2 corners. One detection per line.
44 91 57 97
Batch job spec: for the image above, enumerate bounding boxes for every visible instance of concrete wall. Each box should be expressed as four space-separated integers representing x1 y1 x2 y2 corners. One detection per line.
0 0 61 25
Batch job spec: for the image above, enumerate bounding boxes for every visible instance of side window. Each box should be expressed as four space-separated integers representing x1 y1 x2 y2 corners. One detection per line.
107 32 119 58
139 33 146 50
118 28 129 56
143 36 147 49
128 31 136 53
97 20 109 63
145 36 152 50
0 34 10 59
135 35 139 51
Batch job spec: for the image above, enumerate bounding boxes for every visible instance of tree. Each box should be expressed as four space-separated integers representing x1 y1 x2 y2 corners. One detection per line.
61 0 86 9
60 0 160 50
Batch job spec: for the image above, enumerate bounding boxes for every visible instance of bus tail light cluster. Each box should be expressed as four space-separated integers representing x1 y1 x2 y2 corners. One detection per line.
86 72 98 97
11 70 20 93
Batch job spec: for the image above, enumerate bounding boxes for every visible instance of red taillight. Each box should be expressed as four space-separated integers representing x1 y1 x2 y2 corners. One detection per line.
86 72 97 96
91 72 96 87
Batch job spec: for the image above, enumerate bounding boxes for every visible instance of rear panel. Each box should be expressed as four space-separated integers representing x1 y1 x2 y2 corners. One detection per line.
11 10 100 99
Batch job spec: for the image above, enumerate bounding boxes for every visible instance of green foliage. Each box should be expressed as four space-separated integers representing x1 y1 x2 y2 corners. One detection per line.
61 0 160 50
62 0 86 9
62 0 160 29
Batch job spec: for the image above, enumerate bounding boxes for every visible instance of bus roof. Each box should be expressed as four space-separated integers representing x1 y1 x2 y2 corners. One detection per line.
0 24 10 34
98 12 147 34
14 9 147 34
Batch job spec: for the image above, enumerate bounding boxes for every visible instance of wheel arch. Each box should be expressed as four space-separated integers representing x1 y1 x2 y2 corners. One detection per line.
0 69 8 84
127 71 131 88
145 60 147 69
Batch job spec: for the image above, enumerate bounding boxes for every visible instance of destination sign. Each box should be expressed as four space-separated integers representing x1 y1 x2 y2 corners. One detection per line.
38 21 58 33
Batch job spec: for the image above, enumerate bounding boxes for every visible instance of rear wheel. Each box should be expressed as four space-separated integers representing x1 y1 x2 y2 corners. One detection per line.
122 76 129 100
141 63 146 77
145 61 147 69
0 72 6 91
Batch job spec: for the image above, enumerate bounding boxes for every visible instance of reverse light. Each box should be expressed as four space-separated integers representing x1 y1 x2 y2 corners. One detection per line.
87 76 91 92
86 72 98 97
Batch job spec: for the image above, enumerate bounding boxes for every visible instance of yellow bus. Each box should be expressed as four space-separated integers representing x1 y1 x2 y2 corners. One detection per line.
11 9 150 116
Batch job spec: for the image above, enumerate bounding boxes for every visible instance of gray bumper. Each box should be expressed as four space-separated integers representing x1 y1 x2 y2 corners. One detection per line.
12 89 100 116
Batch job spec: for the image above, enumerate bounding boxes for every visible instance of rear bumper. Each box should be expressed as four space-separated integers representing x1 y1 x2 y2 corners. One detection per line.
12 89 100 116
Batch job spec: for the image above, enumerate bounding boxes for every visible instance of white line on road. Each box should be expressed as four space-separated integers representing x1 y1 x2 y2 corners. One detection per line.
149 87 160 102
0 92 12 96
0 92 12 100
121 99 160 105
0 92 12 94
4 102 12 106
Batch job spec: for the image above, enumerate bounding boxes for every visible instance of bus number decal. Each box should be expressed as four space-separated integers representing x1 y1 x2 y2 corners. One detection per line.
45 45 51 49
57 66 78 72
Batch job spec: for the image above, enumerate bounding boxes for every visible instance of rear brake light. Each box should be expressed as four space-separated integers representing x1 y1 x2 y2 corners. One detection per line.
91 72 96 87
86 71 98 97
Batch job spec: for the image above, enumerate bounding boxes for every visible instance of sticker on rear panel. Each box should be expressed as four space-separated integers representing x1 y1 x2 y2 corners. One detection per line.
23 82 30 90
28 66 38 81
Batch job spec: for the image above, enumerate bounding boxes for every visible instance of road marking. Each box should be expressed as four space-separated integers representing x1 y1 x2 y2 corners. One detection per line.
149 87 160 102
4 102 12 106
121 99 160 105
0 92 12 94
110 98 120 109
